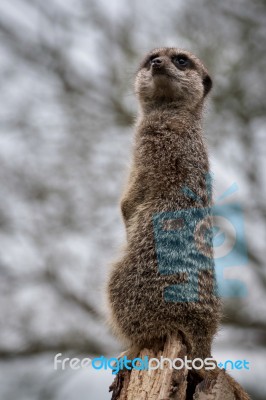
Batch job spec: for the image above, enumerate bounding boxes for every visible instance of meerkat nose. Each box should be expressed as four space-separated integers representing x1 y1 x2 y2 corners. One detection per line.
151 57 164 68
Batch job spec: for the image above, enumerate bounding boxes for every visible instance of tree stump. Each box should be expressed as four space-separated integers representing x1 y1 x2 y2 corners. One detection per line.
109 334 240 400
109 334 187 400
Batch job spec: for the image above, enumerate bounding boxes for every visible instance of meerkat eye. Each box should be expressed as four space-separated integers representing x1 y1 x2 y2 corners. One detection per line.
172 55 189 68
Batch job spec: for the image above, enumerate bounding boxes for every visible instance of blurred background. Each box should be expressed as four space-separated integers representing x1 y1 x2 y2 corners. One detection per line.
0 0 265 399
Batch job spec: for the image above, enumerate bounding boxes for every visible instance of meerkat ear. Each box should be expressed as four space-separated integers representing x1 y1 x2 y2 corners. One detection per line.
203 74 212 97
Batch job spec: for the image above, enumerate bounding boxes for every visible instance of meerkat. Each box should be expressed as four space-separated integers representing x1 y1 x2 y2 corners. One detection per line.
107 48 250 399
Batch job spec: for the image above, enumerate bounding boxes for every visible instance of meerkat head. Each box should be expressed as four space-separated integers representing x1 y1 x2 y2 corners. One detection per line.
135 48 212 113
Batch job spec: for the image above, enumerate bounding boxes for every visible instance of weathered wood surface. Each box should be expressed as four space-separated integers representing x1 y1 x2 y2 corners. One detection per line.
109 335 238 400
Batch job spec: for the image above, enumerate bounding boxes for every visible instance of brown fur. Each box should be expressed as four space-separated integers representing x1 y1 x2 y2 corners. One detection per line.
107 48 250 399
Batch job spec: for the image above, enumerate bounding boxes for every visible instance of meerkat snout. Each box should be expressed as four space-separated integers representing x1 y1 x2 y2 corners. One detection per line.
151 57 164 67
